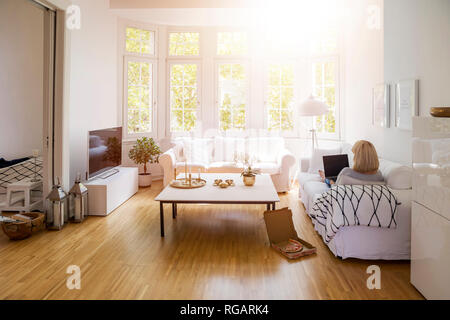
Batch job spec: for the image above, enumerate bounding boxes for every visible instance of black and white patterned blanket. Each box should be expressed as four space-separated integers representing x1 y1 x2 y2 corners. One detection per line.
311 185 399 243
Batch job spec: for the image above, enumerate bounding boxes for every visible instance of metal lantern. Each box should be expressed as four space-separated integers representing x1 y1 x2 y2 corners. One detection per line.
46 178 68 230
69 175 88 223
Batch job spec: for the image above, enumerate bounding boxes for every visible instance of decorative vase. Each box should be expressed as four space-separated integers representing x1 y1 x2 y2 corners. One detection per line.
139 173 152 187
243 174 256 186
430 107 450 117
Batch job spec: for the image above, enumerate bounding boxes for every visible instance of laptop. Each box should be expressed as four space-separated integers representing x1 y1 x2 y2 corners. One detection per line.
323 154 349 181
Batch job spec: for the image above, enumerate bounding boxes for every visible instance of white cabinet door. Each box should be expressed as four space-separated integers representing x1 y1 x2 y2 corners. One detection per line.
411 201 450 299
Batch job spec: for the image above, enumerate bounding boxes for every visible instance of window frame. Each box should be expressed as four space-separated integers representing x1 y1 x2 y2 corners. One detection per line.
309 55 340 141
166 28 202 59
123 55 158 139
214 59 251 134
263 59 299 137
215 29 250 59
166 60 202 136
124 23 158 58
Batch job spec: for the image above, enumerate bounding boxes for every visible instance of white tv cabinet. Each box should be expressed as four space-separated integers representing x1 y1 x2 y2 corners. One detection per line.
85 167 138 216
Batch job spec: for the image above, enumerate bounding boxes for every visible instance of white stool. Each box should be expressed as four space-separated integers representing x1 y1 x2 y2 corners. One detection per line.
3 180 43 212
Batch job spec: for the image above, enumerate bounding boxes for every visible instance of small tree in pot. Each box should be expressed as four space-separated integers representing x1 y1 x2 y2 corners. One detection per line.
129 137 161 187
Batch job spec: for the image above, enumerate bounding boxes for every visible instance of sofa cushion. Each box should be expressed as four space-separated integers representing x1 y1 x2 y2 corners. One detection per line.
303 181 330 211
308 147 342 174
379 159 412 190
208 161 243 173
247 137 284 163
253 162 280 175
213 137 245 162
179 138 213 164
298 172 322 189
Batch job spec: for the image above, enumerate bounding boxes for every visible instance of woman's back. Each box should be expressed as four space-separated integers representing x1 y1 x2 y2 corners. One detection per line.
336 167 384 185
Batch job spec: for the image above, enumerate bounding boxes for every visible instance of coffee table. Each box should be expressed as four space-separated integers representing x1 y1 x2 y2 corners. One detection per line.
155 173 280 237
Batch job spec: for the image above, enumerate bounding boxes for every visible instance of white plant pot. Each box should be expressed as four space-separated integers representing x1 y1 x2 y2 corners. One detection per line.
138 173 152 187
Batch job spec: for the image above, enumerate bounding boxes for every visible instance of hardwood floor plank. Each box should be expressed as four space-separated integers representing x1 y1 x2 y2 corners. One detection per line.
0 181 423 300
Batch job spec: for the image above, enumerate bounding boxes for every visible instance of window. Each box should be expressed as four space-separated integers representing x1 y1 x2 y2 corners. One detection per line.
169 32 200 56
125 58 155 135
312 59 338 136
169 63 200 132
126 27 155 55
217 63 248 131
267 63 294 131
217 32 248 56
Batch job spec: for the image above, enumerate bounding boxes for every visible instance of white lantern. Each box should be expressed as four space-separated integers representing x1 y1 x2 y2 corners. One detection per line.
46 178 68 230
69 174 88 223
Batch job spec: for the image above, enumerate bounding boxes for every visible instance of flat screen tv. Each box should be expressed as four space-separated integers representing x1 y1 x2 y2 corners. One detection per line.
88 127 122 179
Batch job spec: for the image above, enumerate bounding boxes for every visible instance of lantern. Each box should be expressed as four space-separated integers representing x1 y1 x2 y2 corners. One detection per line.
46 178 68 230
69 174 88 223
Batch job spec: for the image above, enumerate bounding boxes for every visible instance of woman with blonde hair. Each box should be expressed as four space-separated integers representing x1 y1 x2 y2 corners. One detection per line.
319 140 384 187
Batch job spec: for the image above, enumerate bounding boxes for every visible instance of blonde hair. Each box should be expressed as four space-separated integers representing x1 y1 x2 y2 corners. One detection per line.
352 140 379 173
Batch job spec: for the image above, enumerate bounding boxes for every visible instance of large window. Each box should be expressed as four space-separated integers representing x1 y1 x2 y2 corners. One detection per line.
312 59 338 136
169 63 200 132
125 58 155 135
217 63 248 131
123 24 157 138
267 63 295 131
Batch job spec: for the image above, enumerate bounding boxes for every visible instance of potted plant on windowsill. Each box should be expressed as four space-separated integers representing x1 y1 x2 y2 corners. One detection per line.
128 137 162 187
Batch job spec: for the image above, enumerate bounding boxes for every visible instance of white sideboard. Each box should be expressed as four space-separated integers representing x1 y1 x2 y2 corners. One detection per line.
84 167 138 216
411 117 450 299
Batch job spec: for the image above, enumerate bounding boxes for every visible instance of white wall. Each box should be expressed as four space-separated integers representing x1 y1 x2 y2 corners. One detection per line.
68 0 119 183
342 0 385 160
384 0 450 164
0 0 44 159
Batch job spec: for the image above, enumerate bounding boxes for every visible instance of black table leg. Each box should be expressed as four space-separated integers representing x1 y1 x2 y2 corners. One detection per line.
160 202 164 237
172 203 177 219
266 203 270 211
272 202 276 210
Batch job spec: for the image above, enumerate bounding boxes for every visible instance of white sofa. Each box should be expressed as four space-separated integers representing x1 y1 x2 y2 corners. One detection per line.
159 137 295 193
298 144 413 260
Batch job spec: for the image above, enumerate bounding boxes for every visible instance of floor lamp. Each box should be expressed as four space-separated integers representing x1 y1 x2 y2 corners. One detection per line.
298 95 329 150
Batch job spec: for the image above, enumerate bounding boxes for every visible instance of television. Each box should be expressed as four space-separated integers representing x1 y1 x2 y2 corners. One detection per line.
88 127 122 179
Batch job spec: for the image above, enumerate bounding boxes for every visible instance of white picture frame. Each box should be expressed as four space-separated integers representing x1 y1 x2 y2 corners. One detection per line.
395 79 419 130
372 83 390 128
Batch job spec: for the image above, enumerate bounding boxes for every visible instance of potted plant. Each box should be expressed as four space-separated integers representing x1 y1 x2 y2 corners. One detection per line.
240 155 260 187
128 137 161 187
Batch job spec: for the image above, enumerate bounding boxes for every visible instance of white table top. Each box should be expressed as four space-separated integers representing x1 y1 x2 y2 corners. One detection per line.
155 173 279 203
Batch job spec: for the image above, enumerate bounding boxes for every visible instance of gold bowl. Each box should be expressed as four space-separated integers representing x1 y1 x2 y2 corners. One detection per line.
219 182 229 188
225 179 234 186
430 107 450 118
243 175 256 186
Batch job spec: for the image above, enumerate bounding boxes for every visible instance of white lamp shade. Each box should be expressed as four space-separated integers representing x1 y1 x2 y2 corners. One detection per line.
298 95 329 117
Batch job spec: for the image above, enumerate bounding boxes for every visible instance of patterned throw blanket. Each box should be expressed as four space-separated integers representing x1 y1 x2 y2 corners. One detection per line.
311 185 399 243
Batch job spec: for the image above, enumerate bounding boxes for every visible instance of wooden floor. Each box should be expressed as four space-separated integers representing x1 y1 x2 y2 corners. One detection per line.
0 181 423 300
